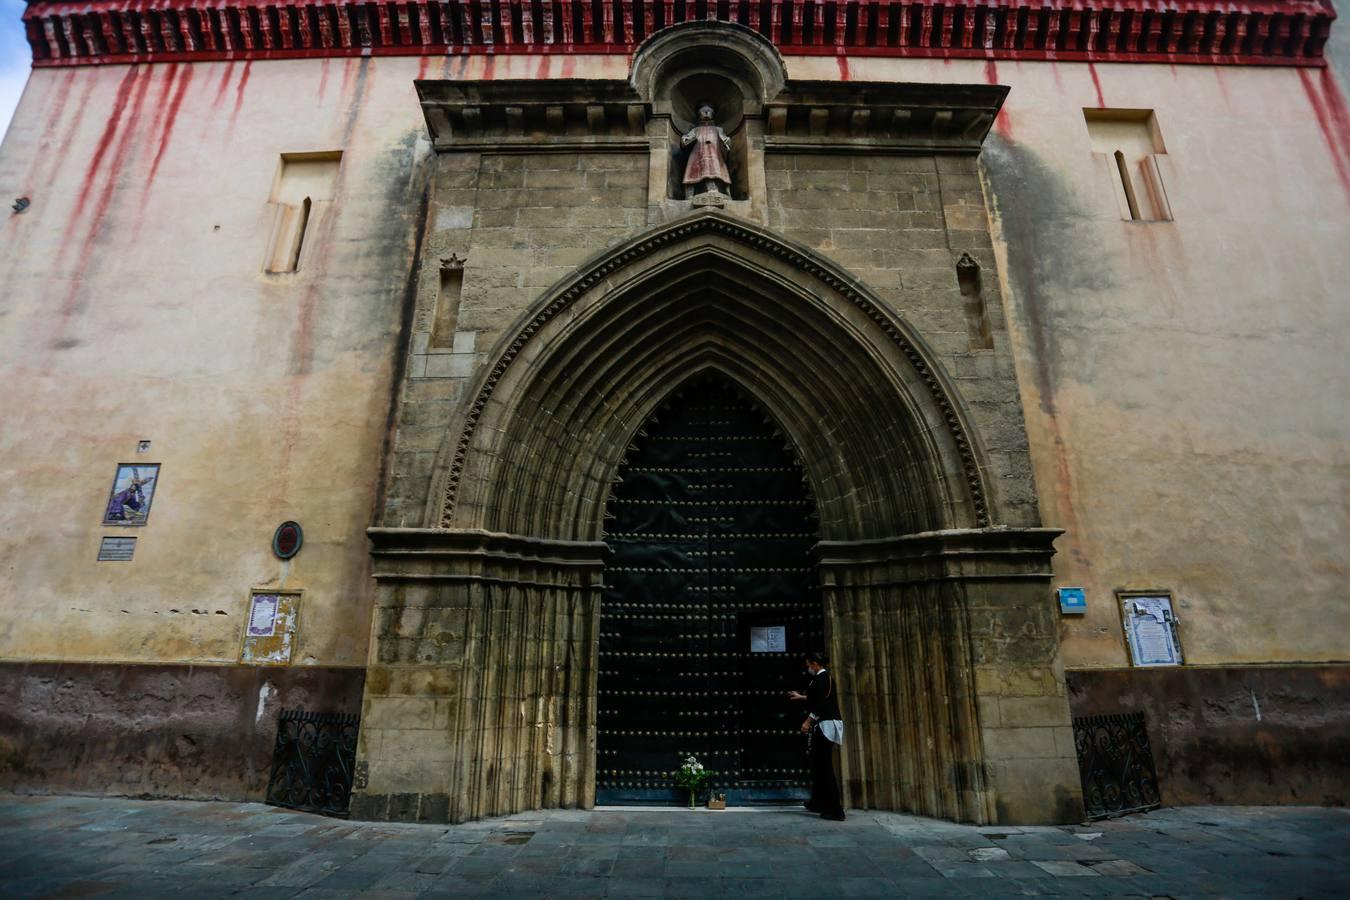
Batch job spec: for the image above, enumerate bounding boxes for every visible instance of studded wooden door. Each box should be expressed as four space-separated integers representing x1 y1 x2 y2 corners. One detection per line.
596 375 825 805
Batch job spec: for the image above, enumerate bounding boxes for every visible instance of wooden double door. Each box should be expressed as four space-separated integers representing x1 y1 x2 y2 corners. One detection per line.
596 375 826 805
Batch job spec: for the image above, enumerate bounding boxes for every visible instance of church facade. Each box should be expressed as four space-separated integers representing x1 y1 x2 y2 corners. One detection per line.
1 0 1347 824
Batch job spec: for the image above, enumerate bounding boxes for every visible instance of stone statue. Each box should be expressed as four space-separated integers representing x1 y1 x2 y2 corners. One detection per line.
681 104 732 199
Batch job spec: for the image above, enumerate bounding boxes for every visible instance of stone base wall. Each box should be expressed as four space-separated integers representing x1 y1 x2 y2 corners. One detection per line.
822 528 1083 825
1067 666 1350 807
0 662 364 801
352 529 605 824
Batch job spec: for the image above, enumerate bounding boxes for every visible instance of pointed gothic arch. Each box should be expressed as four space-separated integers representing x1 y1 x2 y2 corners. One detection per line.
432 211 990 541
360 211 1080 828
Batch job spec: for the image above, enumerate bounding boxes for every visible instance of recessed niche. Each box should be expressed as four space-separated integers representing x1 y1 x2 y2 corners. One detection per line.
264 152 342 273
1084 110 1172 222
666 73 750 202
431 255 465 350
956 253 994 351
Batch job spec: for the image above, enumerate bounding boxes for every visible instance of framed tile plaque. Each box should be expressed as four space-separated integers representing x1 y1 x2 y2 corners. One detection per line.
102 464 160 526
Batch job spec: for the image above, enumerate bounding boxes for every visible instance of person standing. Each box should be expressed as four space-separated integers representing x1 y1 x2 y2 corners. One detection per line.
788 650 845 821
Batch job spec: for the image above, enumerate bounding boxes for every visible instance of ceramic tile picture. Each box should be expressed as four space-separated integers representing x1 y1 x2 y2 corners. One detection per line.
102 464 161 526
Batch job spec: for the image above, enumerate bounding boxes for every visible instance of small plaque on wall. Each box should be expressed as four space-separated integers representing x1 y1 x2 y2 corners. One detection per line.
1057 587 1087 615
1119 591 1184 667
241 591 302 665
749 626 786 653
97 537 137 561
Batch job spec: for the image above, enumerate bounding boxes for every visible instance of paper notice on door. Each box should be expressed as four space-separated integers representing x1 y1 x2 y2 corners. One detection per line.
749 626 786 653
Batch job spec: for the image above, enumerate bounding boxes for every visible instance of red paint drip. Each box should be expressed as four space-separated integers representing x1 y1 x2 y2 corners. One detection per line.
52 68 155 345
230 61 252 126
535 55 551 79
148 65 193 183
1299 70 1350 204
22 69 75 187
131 67 183 230
319 59 331 98
1319 68 1350 147
985 60 1012 140
3 71 79 287
561 57 575 79
46 73 95 187
1087 63 1105 108
212 62 235 108
1213 67 1232 109
68 68 139 227
837 56 850 81
483 55 496 80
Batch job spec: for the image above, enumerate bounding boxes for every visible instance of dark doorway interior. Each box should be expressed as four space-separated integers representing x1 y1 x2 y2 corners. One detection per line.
596 374 825 805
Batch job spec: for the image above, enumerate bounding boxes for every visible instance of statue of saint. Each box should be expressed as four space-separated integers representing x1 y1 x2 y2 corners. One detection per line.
681 104 732 199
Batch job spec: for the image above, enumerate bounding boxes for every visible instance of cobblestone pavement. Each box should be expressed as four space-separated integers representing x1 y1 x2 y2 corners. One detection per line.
2 795 1348 898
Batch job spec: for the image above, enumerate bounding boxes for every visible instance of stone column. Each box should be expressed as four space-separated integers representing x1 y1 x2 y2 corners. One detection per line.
818 527 1082 825
351 528 605 823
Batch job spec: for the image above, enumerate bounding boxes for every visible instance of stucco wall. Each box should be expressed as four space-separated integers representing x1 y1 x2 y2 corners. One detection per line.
2 50 1346 676
0 57 440 667
784 55 1350 671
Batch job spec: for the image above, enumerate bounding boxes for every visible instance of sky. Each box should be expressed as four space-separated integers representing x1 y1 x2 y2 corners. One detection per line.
0 0 30 143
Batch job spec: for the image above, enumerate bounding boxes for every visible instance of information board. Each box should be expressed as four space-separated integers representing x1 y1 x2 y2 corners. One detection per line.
1120 593 1184 667
240 591 301 665
97 537 137 561
248 594 280 637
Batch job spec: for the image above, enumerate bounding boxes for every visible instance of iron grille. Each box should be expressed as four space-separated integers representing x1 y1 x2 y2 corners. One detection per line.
1072 711 1162 820
265 709 360 818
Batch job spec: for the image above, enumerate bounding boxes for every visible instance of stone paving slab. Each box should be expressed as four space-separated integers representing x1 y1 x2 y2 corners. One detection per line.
2 795 1348 898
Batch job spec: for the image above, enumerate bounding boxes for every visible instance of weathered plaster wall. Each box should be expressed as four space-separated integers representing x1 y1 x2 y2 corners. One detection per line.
0 662 363 799
2 42 1346 806
1068 666 1350 806
387 53 1350 673
782 56 1350 671
0 56 581 667
5 47 1342 684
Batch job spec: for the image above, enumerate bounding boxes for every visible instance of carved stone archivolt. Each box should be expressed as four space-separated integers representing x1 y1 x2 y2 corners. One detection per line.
358 210 1081 826
434 210 990 538
358 23 1081 827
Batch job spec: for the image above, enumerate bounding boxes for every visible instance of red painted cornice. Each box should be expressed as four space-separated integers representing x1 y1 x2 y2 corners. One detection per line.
23 0 1336 68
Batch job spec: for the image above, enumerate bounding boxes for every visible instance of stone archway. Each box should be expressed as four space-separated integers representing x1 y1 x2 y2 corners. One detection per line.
436 212 988 539
357 211 1082 826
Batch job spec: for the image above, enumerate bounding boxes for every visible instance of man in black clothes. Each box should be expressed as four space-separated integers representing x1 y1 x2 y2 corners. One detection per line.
787 650 845 821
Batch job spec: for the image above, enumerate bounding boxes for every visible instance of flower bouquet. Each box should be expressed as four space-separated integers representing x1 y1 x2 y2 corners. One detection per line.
673 754 713 809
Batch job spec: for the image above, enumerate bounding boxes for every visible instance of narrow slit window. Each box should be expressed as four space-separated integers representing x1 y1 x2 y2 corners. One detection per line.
264 152 341 274
1114 151 1141 220
288 197 312 271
